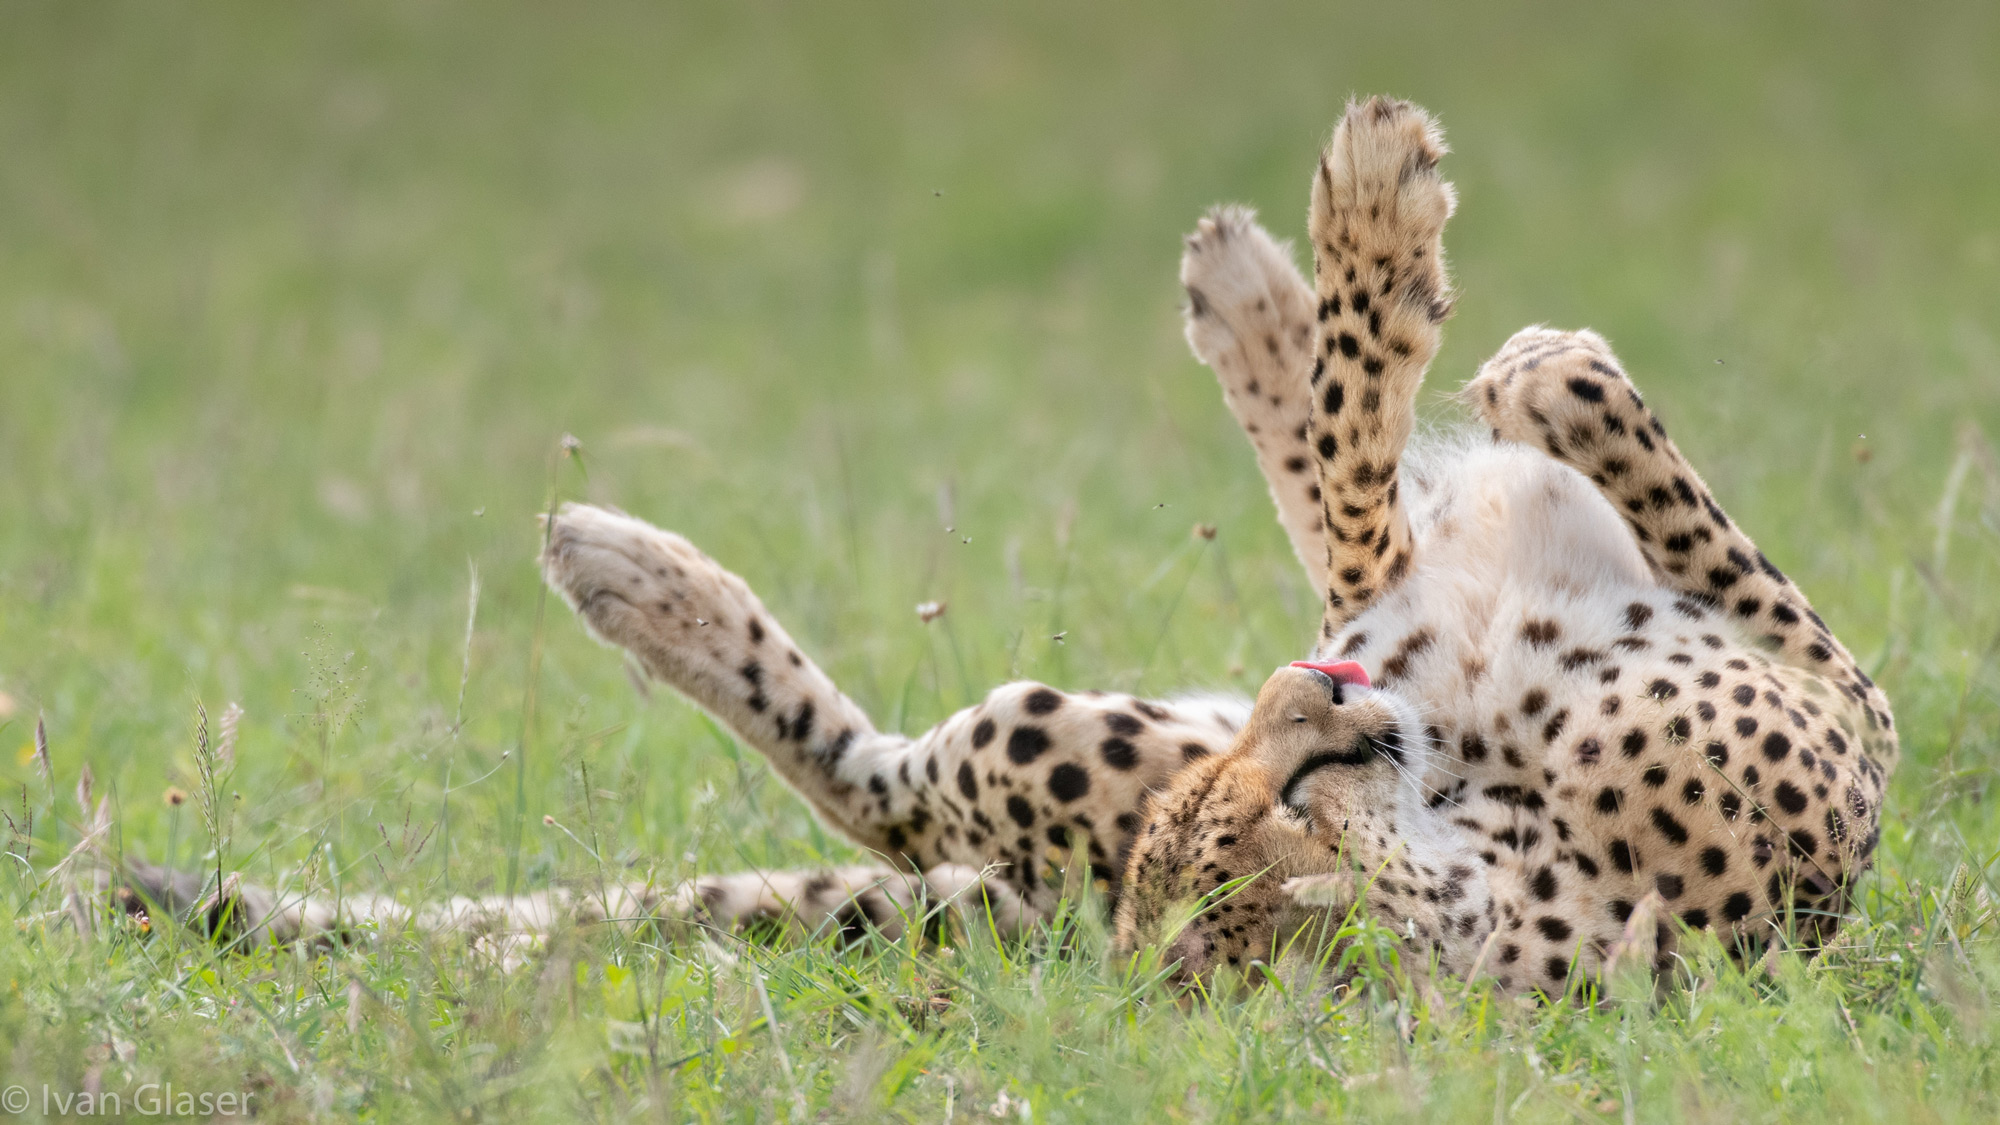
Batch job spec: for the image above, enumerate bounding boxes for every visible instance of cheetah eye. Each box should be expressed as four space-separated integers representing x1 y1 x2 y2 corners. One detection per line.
1291 714 1309 723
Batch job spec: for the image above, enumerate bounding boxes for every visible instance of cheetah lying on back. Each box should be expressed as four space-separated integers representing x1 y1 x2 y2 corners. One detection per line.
124 98 1896 994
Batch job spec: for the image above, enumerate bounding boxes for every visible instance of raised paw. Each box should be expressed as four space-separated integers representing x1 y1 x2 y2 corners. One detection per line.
1460 327 1650 461
1180 205 1317 385
1309 96 1456 329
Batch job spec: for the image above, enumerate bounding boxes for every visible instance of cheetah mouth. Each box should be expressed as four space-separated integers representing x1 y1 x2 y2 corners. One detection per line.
1279 734 1393 813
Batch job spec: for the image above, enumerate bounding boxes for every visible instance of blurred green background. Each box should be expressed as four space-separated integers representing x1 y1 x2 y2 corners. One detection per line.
1 2 1998 1116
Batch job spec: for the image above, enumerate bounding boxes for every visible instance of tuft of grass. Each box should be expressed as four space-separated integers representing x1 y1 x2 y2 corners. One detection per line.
2 0 1999 1120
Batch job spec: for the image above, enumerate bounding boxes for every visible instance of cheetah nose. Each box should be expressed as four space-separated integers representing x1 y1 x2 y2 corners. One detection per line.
1290 660 1371 689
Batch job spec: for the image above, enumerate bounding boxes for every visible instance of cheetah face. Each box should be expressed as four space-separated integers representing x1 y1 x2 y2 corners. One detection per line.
1112 662 1426 985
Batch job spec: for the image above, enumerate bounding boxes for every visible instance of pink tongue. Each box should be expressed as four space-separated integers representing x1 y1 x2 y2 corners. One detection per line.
1290 660 1372 688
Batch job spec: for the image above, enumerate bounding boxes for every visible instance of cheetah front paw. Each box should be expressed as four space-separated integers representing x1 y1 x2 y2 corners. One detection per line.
1461 327 1641 455
1179 205 1317 387
1309 96 1456 327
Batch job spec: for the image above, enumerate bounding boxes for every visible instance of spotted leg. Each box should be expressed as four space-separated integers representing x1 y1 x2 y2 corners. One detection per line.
1179 206 1326 590
1303 97 1457 646
1462 328 1897 770
541 503 1249 916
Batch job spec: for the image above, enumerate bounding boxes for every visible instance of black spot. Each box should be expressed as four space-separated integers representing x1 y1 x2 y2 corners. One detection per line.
1642 763 1670 788
1338 333 1360 358
1574 853 1600 878
1521 688 1548 716
1624 603 1654 630
1609 899 1634 922
971 719 997 749
1024 688 1063 715
1595 787 1623 814
1181 743 1212 760
1761 732 1791 762
1735 716 1758 737
1007 726 1052 764
1005 795 1035 828
825 728 855 767
1048 764 1091 802
1608 839 1637 873
1100 738 1138 770
1650 808 1690 845
1318 433 1339 459
1699 846 1728 876
1542 711 1568 742
957 762 978 800
1105 712 1144 737
1655 873 1685 900
1649 679 1680 700
1323 382 1345 415
1521 619 1561 647
1682 778 1706 805
1704 741 1729 767
1622 729 1648 758
1536 916 1573 942
1546 957 1572 983
1566 377 1606 403
1723 892 1754 922
1531 867 1559 900
1680 908 1711 930
1773 781 1809 815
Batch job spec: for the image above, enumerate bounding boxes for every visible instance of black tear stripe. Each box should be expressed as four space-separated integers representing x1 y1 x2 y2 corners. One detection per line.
1279 737 1382 812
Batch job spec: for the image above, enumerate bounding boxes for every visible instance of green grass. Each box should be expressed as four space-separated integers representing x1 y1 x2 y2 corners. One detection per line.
3 0 1999 1119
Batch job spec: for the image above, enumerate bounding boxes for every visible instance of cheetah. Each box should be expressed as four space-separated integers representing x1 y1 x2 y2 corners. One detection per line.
111 98 1895 995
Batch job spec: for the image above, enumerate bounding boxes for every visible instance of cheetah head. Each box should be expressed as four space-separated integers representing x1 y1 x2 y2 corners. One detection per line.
1111 661 1431 987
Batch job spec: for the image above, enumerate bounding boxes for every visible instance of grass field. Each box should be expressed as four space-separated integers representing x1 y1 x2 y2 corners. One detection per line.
3 0 1999 1119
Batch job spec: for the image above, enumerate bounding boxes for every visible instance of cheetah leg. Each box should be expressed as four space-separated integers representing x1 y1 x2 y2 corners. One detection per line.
1179 207 1327 590
1461 328 1896 753
1303 97 1457 646
542 503 1248 911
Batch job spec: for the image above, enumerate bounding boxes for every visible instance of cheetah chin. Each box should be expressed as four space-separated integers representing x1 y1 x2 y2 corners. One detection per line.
101 97 1894 999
